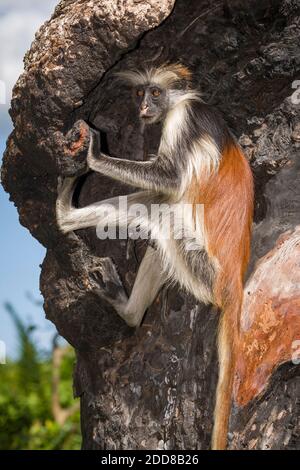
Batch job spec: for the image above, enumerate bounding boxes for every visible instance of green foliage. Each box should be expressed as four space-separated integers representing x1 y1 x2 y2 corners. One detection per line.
0 303 81 449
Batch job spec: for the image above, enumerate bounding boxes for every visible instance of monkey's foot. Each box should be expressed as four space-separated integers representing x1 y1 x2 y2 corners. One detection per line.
89 258 128 308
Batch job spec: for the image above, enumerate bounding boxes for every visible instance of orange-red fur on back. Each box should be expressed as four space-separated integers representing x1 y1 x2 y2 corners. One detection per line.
192 142 253 310
189 141 253 449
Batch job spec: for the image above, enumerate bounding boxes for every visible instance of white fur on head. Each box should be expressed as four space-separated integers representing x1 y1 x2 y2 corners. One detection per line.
115 63 192 88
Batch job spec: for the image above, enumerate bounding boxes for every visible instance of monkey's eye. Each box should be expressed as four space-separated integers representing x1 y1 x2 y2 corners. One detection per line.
152 88 161 97
136 89 144 97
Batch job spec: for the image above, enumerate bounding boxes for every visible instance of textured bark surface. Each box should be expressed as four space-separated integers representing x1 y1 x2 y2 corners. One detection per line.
1 0 300 450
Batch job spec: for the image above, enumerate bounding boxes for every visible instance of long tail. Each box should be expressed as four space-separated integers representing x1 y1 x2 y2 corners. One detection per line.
211 295 241 450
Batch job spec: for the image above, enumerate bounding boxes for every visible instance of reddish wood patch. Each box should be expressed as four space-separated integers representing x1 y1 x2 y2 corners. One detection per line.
234 227 300 406
65 121 89 157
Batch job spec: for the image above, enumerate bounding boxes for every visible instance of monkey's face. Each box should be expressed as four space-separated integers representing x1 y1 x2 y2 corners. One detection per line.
134 85 168 125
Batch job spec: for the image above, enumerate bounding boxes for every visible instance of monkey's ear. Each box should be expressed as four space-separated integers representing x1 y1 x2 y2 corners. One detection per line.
176 78 191 91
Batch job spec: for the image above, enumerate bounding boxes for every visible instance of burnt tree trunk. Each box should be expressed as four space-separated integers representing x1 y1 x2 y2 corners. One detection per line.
2 0 300 450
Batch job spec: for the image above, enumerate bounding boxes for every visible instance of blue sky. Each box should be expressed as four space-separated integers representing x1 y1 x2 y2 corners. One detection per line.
0 1 59 359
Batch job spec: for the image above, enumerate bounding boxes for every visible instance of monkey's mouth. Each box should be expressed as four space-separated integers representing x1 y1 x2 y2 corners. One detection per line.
140 114 156 120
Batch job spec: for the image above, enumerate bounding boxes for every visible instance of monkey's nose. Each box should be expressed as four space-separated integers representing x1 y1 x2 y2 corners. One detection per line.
140 103 149 113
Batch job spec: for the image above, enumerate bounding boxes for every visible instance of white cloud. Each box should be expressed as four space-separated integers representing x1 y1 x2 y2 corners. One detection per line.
0 0 58 141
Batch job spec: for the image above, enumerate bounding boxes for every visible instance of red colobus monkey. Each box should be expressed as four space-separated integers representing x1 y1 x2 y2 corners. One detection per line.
56 64 254 449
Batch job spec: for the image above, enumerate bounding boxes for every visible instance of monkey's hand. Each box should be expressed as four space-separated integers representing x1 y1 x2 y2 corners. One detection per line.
87 128 102 169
